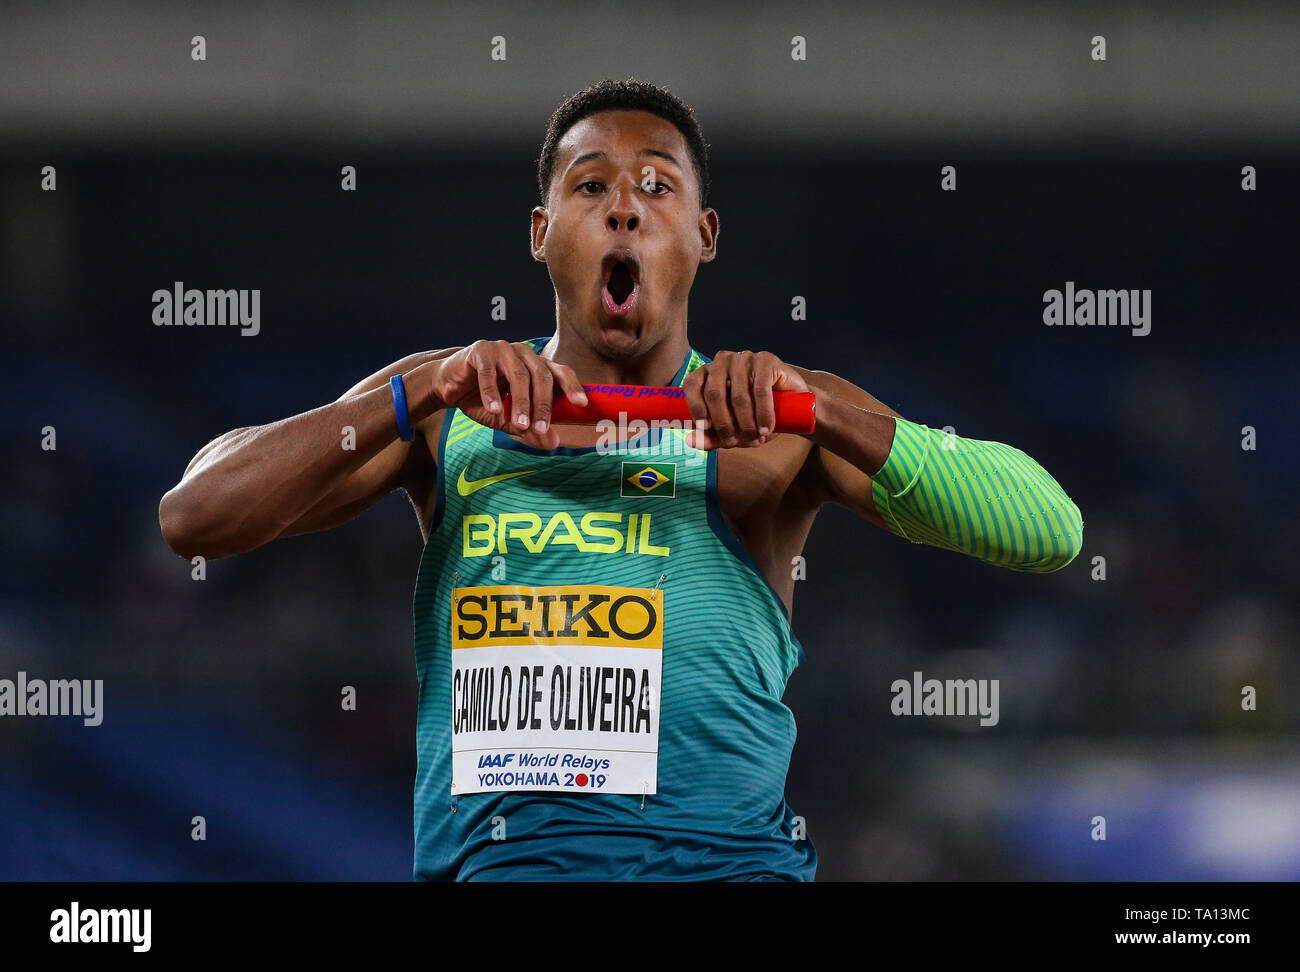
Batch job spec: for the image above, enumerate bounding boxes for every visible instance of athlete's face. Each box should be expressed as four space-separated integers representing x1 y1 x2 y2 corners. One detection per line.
532 110 718 359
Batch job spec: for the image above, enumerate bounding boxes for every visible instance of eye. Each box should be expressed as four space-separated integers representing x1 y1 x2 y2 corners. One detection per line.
643 182 672 195
578 181 604 194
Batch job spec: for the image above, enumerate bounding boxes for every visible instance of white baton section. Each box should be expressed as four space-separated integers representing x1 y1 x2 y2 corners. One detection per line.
449 586 663 796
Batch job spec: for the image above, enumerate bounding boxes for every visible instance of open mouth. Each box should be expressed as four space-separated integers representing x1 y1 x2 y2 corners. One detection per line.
600 249 641 317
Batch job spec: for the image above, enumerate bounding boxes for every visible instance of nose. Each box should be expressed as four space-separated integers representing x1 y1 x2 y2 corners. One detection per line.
605 180 641 232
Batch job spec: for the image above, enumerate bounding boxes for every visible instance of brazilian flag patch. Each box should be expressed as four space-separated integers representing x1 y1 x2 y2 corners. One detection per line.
621 461 676 498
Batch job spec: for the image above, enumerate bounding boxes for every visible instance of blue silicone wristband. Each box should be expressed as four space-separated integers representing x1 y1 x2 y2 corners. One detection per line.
390 374 414 442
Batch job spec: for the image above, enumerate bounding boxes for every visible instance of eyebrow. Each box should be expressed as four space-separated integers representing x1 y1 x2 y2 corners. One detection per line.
567 149 683 171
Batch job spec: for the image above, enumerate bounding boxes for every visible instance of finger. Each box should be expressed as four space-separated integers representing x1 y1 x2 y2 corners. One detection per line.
473 345 504 417
499 342 532 433
547 360 589 408
727 351 759 444
679 370 712 448
702 358 739 446
681 369 709 424
751 352 778 442
520 350 555 434
515 423 560 451
684 426 720 450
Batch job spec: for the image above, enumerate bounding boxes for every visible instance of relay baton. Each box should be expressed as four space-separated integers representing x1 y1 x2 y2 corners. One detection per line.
500 384 816 434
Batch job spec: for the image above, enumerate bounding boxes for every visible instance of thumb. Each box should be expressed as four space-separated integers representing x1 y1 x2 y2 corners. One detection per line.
773 365 810 393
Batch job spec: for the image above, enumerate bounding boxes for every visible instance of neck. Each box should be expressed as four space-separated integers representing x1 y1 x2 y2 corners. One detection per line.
539 319 691 387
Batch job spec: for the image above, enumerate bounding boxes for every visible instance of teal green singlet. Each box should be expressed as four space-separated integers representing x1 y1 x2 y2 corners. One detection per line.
411 337 816 880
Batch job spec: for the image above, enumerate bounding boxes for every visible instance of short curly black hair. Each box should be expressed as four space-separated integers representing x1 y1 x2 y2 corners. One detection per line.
537 78 711 210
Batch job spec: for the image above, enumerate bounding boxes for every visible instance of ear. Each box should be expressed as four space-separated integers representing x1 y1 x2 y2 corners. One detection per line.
698 207 720 264
531 206 549 262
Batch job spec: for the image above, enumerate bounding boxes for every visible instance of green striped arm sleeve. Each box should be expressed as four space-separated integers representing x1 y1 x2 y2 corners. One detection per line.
869 418 1084 572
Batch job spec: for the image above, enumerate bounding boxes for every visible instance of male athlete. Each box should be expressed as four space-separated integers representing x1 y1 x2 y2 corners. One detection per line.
160 79 1083 881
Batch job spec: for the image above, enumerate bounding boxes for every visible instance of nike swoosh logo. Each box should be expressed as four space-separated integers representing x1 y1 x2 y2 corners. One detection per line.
457 467 537 496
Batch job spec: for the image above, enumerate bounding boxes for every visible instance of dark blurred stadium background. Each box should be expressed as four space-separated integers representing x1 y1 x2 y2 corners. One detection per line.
1 2 1297 880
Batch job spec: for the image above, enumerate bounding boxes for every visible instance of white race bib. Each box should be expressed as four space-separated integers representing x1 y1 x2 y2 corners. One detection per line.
449 585 663 796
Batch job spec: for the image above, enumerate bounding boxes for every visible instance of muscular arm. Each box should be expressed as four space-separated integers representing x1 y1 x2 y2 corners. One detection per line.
792 367 900 531
795 366 1084 572
159 348 460 560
